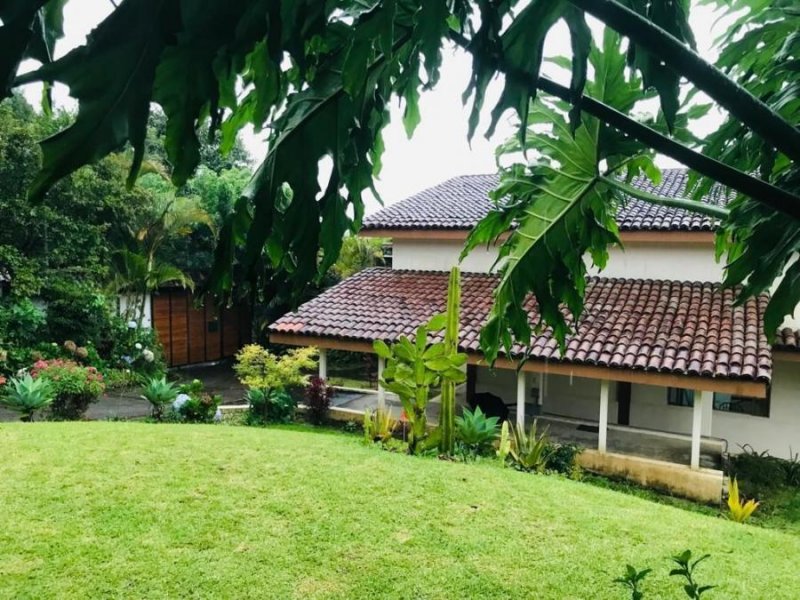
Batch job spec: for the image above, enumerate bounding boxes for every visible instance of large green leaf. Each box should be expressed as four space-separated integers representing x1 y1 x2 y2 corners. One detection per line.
18 0 182 199
464 31 651 361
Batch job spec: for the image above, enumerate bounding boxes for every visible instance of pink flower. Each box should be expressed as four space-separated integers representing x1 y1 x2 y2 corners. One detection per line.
0 376 6 386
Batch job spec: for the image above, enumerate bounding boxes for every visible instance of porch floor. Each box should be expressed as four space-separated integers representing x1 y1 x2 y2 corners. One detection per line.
330 389 723 470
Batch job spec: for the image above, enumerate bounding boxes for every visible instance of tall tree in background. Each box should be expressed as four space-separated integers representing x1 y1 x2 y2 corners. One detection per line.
0 0 797 360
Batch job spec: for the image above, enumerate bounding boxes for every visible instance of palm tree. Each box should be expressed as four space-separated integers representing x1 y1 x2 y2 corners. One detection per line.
111 194 215 326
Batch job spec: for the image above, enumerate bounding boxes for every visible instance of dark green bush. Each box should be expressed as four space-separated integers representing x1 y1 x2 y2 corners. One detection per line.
245 388 296 425
727 445 799 500
547 443 583 476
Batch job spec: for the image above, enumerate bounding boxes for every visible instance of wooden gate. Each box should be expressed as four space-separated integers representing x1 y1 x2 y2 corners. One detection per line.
152 289 251 367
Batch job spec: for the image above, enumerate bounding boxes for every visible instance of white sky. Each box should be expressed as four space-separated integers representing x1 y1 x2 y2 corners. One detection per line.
19 0 725 215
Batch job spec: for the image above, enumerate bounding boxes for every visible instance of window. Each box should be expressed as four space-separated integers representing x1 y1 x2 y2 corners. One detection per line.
666 388 770 418
713 392 770 418
667 388 694 407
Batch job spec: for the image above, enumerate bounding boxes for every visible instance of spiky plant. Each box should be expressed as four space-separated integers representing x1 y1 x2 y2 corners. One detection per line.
439 266 461 455
0 374 55 422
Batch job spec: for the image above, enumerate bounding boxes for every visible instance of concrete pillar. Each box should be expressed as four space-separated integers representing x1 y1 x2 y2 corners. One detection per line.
318 348 327 380
701 390 713 436
691 389 704 469
598 380 610 453
516 370 527 428
377 356 386 411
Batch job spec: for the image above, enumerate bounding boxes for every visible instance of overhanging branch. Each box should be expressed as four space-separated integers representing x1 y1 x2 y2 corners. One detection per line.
449 32 800 222
567 0 800 164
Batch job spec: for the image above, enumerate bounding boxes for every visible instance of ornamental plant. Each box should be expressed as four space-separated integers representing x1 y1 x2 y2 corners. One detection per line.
30 359 105 420
141 376 180 421
726 477 759 524
172 379 221 424
304 376 334 425
455 406 499 458
234 344 317 393
374 314 467 455
0 374 55 422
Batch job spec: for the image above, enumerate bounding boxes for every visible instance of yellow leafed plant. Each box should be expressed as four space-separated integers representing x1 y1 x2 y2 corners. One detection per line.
727 477 759 523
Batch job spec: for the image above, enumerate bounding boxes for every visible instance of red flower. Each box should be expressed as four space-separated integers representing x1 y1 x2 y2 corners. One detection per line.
0 376 6 386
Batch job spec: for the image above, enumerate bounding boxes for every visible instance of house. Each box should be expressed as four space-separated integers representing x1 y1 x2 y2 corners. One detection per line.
269 169 800 501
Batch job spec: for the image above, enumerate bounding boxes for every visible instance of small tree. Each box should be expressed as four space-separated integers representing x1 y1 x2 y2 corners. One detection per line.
305 376 334 425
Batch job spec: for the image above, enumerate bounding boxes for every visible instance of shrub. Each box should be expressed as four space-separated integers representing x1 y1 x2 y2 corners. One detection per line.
43 281 111 347
304 376 333 425
31 359 105 420
455 406 499 458
726 477 760 523
234 344 317 391
245 388 296 425
104 317 166 380
726 444 800 502
547 443 583 477
141 376 180 420
0 374 55 421
363 407 397 444
509 419 552 473
0 298 46 347
172 379 221 423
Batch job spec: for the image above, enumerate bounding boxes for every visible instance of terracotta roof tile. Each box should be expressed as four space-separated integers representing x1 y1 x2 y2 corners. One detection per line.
775 328 800 353
363 169 727 232
270 268 772 383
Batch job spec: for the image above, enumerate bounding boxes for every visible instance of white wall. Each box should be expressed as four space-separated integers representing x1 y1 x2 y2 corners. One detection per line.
117 294 153 329
587 243 725 282
392 239 499 272
711 360 800 459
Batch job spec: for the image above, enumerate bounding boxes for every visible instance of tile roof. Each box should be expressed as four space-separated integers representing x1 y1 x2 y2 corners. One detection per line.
363 168 728 232
775 328 800 353
270 268 772 382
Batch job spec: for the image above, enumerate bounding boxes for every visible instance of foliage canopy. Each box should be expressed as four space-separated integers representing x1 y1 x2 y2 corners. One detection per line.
2 0 798 359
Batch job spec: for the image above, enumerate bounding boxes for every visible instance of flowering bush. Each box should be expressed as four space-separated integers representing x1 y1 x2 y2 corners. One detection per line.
170 379 221 423
31 359 106 420
104 316 165 380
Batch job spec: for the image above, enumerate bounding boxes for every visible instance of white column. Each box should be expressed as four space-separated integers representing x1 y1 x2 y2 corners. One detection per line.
377 356 386 411
318 348 328 380
691 389 704 469
598 380 610 453
701 390 713 436
536 373 544 407
516 370 527 428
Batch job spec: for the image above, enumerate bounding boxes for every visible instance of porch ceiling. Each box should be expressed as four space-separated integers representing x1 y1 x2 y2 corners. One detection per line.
269 268 773 398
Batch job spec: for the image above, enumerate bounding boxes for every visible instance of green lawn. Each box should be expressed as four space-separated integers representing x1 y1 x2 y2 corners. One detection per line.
1 424 797 599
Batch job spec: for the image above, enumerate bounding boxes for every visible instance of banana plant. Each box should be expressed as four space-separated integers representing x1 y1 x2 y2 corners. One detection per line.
438 266 461 456
374 310 467 455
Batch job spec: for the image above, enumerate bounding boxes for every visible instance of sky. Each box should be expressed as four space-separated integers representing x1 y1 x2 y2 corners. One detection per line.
19 1 725 215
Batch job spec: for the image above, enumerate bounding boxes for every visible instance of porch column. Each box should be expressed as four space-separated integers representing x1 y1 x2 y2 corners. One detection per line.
377 356 386 411
598 380 610 453
690 390 710 469
516 370 527 428
318 348 328 380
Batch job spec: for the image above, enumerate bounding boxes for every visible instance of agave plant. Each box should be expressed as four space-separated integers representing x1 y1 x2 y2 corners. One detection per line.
455 406 499 457
363 407 397 444
509 419 553 473
140 376 180 420
726 477 759 524
0 374 55 422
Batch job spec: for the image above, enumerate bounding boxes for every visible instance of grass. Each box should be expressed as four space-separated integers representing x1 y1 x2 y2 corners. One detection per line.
1 424 799 599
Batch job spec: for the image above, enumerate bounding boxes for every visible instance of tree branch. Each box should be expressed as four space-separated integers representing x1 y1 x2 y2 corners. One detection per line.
567 0 800 164
448 32 800 222
601 175 730 220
